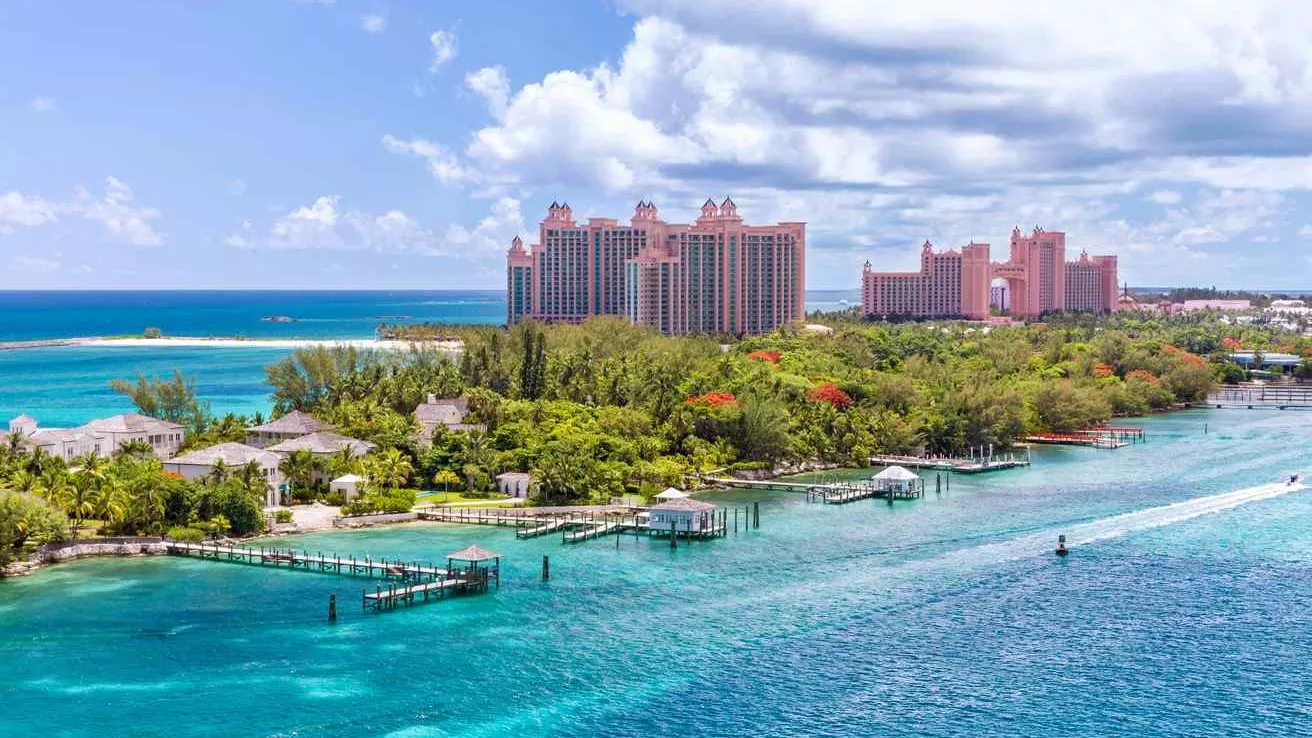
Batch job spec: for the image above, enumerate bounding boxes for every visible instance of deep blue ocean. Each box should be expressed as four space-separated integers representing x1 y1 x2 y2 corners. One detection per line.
0 290 858 426
2 409 1311 736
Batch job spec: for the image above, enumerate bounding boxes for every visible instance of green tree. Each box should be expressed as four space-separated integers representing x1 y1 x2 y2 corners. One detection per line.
109 370 209 424
432 469 460 499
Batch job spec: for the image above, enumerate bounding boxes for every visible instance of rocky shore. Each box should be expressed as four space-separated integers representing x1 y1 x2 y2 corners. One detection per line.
2 538 169 578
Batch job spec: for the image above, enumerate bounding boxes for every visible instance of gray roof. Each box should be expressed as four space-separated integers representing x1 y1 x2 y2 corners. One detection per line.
28 428 99 446
267 431 375 456
168 442 279 467
414 396 469 426
247 410 333 435
81 413 184 434
496 471 533 482
651 498 717 512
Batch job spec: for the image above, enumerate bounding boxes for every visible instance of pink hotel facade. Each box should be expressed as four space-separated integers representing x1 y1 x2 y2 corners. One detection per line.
507 199 806 335
862 227 1118 320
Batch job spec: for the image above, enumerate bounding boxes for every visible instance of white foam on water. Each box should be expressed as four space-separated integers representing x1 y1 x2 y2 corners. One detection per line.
936 481 1307 570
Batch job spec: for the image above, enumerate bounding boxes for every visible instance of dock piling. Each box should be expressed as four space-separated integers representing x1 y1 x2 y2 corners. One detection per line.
542 555 550 581
328 593 337 622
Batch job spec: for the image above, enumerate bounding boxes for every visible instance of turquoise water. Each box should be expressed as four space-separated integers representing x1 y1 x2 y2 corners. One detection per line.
0 290 859 424
3 409 1311 737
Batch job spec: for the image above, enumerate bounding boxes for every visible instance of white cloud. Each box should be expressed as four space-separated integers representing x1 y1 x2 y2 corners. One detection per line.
71 176 165 246
30 97 56 113
466 66 511 118
9 254 62 273
229 196 526 260
1147 190 1182 205
361 14 386 34
382 134 466 183
0 191 58 229
429 30 457 72
442 197 527 255
1 178 163 245
1299 225 1312 238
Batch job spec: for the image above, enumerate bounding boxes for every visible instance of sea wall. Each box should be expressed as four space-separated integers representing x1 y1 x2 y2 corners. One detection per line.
333 512 419 528
2 538 168 578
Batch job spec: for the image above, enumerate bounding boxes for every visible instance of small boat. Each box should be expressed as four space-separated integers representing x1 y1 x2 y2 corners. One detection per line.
1055 534 1069 557
261 315 298 323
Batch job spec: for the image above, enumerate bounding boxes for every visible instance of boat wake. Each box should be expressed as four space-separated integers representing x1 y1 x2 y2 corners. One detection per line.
936 481 1307 570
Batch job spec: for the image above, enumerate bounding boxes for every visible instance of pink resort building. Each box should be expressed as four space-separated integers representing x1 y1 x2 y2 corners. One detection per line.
862 227 1118 320
506 199 806 335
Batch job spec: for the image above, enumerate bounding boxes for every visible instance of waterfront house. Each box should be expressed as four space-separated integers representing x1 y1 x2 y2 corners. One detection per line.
414 394 485 443
5 415 104 460
330 473 364 502
267 431 376 482
495 471 534 499
245 410 334 449
164 442 285 507
647 497 717 533
79 413 185 459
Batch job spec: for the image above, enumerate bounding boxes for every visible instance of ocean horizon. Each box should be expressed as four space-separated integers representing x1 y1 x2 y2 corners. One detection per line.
0 289 861 426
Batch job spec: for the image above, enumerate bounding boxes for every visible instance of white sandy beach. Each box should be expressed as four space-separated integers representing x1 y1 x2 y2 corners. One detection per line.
72 336 463 350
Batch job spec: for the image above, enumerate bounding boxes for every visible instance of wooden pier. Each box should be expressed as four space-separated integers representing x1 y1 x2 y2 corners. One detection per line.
1207 385 1312 409
867 453 1030 473
702 475 925 504
166 542 449 581
165 541 498 614
1024 426 1143 450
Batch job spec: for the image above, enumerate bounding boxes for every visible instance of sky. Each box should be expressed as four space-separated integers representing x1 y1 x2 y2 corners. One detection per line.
2 0 1312 290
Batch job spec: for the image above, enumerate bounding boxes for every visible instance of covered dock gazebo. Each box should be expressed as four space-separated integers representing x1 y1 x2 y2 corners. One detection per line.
871 465 924 497
654 487 689 501
445 544 501 590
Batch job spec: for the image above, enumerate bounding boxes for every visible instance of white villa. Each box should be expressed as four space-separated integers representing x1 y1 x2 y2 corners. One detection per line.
268 431 375 484
81 413 185 458
164 442 285 506
647 497 718 534
3 413 185 461
245 410 334 449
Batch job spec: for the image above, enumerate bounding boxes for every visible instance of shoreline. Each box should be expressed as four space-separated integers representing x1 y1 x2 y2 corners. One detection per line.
0 336 463 352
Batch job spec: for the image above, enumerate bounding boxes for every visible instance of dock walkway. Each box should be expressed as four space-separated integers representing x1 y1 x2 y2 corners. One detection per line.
166 542 448 581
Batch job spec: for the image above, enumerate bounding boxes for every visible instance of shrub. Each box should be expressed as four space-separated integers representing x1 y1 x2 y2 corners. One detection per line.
807 382 853 409
143 326 163 339
686 391 738 407
273 509 294 524
746 350 781 364
323 492 346 507
167 526 207 543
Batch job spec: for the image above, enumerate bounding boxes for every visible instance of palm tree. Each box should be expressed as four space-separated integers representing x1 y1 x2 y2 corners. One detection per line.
70 453 109 535
90 480 129 533
116 438 154 459
330 446 359 478
370 449 413 492
7 469 40 494
126 460 169 533
25 445 52 477
278 449 318 502
238 460 267 501
206 458 229 485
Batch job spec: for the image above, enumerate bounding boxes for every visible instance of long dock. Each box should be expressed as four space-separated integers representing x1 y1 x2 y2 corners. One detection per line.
867 454 1029 473
166 542 449 581
1207 385 1312 409
702 476 924 504
362 578 471 611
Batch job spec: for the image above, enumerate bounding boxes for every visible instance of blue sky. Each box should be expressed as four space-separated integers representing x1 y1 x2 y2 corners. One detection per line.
2 0 1311 290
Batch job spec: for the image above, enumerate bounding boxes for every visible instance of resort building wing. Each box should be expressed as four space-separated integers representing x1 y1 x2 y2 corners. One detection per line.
507 198 806 336
862 227 1119 320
